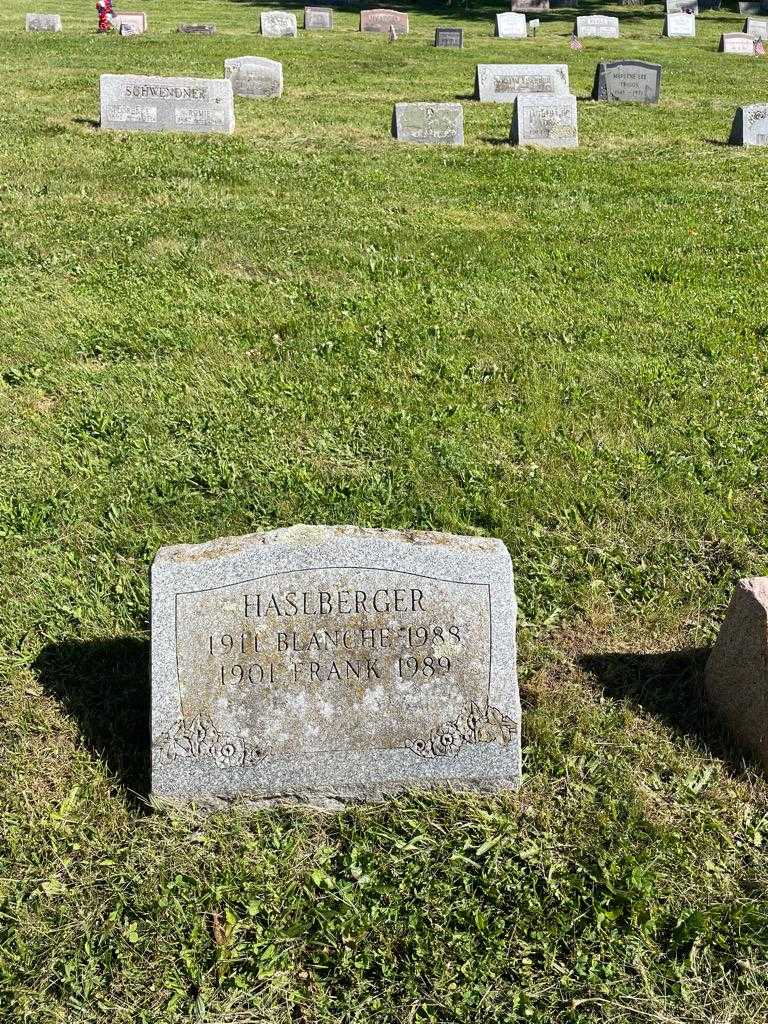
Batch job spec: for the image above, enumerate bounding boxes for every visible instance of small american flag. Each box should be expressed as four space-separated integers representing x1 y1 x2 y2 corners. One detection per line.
569 33 583 50
755 38 766 56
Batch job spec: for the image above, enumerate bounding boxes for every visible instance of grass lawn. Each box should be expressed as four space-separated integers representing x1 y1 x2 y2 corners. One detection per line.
0 0 767 1020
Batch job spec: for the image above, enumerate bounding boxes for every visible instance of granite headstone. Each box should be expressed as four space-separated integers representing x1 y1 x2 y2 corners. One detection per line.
511 93 578 148
744 16 768 37
100 74 234 135
435 26 464 47
664 12 696 35
261 11 298 36
705 578 768 772
496 12 527 37
224 57 283 98
738 1 762 12
113 12 146 34
666 0 698 12
591 59 661 102
360 9 409 33
720 31 757 53
576 14 620 37
305 7 333 30
392 102 464 145
151 526 521 806
476 63 570 102
26 13 62 31
729 104 768 144
511 0 549 10
178 23 217 34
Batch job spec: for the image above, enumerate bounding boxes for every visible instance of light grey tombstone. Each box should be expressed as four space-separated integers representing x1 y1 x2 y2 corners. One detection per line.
392 102 464 145
744 16 768 37
475 63 570 102
496 12 527 37
119 22 138 36
177 23 217 34
261 10 298 36
729 104 768 144
151 526 521 807
113 12 147 34
511 0 549 10
665 0 698 11
25 13 62 31
738 1 762 12
720 31 757 53
305 7 333 29
705 578 768 773
224 57 283 98
511 93 578 148
664 12 696 35
575 15 620 37
100 74 235 135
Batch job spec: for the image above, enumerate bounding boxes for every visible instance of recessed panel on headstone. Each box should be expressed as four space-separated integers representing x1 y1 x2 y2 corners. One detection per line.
113 12 146 34
100 74 234 135
475 63 570 102
26 13 62 31
496 12 527 37
576 14 620 37
729 104 768 144
664 12 696 35
666 0 698 12
360 9 409 33
305 7 333 30
151 526 521 806
720 31 756 53
511 93 578 148
435 26 464 47
224 57 283 99
511 0 549 10
392 103 464 145
261 11 298 36
744 16 768 37
591 59 661 102
178 23 217 34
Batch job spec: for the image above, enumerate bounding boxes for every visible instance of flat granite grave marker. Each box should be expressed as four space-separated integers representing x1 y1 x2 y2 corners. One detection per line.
261 11 298 36
360 9 409 33
576 14 620 37
151 526 521 806
705 578 768 772
305 7 333 30
744 16 768 37
664 12 696 36
435 26 464 47
224 57 283 98
392 102 464 145
511 0 549 10
178 23 216 34
720 31 756 53
113 12 146 34
511 93 578 147
476 63 570 102
729 104 768 144
592 59 661 102
496 12 527 37
100 74 234 135
26 13 62 31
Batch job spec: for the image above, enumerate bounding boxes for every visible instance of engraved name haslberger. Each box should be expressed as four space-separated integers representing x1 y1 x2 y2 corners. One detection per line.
172 569 494 757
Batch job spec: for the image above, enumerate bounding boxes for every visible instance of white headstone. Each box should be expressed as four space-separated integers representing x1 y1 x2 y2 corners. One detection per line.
496 12 527 38
100 75 235 135
224 57 283 99
475 63 570 102
575 15 620 38
261 10 298 37
511 93 578 148
664 12 696 35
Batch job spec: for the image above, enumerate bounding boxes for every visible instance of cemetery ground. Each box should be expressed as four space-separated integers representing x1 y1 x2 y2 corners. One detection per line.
0 0 767 1020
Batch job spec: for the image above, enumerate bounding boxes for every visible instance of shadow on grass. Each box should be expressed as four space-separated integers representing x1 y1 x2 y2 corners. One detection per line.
580 646 752 775
34 637 151 807
73 117 100 129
